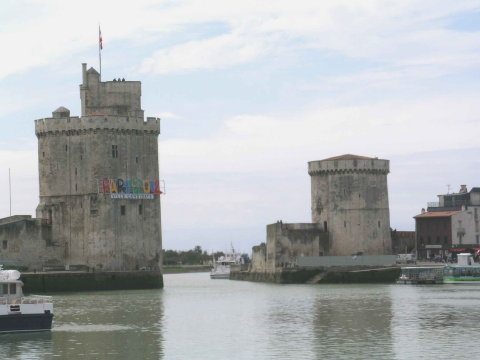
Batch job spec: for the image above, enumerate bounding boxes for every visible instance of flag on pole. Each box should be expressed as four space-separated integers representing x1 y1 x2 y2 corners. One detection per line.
99 26 103 50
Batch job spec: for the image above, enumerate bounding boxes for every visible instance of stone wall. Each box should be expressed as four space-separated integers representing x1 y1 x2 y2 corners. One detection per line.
263 221 328 273
230 267 400 284
251 243 266 272
0 217 63 270
21 270 163 292
391 230 415 254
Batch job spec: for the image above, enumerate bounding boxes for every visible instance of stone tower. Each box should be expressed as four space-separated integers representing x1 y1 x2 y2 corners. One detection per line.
34 64 162 271
308 154 391 256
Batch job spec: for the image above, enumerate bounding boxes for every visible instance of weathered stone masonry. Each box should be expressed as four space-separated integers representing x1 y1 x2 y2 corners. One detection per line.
249 154 392 275
0 64 163 272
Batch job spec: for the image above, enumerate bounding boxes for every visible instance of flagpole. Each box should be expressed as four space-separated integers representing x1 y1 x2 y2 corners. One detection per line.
99 25 102 80
9 168 11 216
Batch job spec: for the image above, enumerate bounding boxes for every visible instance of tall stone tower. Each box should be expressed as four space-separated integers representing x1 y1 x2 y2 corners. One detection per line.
34 64 162 271
308 154 391 256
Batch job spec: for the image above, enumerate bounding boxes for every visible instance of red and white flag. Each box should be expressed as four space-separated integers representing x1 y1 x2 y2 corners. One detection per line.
99 26 103 50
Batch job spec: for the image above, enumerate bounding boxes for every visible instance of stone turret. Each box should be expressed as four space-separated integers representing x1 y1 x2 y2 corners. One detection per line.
308 154 391 255
79 63 143 118
34 63 162 271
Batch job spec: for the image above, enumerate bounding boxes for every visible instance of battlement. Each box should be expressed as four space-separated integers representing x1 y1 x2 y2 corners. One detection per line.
35 114 160 137
308 155 389 176
80 63 143 117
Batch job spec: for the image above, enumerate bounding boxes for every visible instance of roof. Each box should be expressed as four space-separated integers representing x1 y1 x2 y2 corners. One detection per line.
53 106 70 113
87 67 100 75
414 210 462 219
470 187 480 193
321 154 375 161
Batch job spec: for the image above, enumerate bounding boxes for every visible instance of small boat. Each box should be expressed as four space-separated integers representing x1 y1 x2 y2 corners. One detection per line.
0 269 54 333
444 253 480 284
210 251 243 279
397 266 444 284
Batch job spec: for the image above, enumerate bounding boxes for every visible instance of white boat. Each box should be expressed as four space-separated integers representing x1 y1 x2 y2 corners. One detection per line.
0 269 54 333
210 251 243 279
444 253 480 284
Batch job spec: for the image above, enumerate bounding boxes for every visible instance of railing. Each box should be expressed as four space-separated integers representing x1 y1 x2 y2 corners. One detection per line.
427 202 439 208
0 295 52 305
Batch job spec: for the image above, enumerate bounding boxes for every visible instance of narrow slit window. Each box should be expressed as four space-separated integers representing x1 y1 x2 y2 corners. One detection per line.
112 145 118 158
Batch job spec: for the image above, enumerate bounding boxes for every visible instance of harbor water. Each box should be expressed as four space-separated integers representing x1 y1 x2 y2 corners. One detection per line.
1 272 480 360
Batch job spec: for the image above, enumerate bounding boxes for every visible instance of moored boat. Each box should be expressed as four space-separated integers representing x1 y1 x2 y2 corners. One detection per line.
0 269 54 333
397 266 444 284
444 253 480 284
210 251 243 279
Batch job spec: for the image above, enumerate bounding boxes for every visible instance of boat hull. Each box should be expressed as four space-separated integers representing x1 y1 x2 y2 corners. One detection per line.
0 312 53 333
443 278 480 284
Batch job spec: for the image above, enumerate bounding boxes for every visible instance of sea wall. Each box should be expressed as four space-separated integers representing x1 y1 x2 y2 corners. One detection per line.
230 266 401 284
21 270 163 293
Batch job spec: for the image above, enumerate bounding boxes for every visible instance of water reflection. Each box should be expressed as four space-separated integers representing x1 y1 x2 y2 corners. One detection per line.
0 289 164 360
0 331 53 359
312 285 394 359
3 275 480 360
390 285 480 360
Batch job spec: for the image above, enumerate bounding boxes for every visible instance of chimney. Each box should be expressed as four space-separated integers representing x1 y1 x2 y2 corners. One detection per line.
82 63 87 85
460 185 468 193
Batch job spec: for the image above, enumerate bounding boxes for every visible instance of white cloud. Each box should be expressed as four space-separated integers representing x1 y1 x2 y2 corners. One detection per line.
2 0 480 251
140 31 270 74
158 112 182 120
161 92 480 176
159 92 480 237
1 0 479 78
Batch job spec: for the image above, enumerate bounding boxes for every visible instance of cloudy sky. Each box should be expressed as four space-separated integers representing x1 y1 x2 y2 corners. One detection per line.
1 0 480 253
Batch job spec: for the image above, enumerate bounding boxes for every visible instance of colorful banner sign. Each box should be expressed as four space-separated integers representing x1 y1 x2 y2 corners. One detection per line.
98 178 162 199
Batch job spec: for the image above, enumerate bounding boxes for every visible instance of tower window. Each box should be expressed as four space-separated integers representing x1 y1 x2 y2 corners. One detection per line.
75 167 77 176
139 204 143 215
75 184 77 191
120 205 126 216
135 156 139 164
378 220 381 228
42 152 45 158
112 145 118 158
2 240 7 250
65 145 68 151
